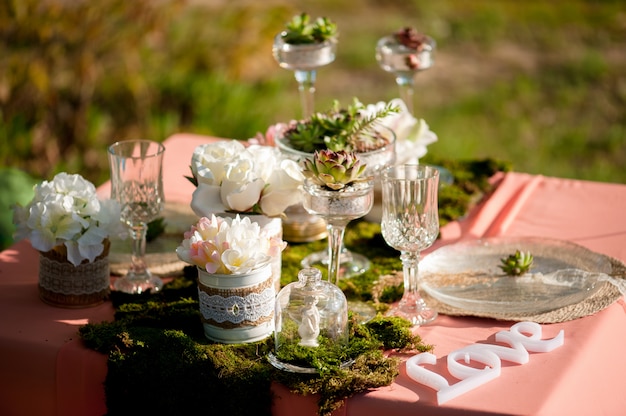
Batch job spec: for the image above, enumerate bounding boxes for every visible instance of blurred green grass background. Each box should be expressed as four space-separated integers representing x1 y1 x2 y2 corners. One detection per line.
1 0 625 249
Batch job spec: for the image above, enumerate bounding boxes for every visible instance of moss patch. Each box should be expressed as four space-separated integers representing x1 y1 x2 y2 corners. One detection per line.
79 158 506 416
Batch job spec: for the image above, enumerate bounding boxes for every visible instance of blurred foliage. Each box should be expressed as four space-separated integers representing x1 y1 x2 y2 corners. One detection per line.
1 0 625 251
0 0 294 186
0 168 37 248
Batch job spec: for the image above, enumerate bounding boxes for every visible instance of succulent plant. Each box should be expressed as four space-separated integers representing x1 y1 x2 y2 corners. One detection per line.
498 250 534 276
394 27 429 50
281 98 398 154
302 149 367 191
281 13 337 45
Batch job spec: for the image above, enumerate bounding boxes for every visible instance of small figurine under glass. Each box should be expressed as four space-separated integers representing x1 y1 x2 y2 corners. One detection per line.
269 268 349 373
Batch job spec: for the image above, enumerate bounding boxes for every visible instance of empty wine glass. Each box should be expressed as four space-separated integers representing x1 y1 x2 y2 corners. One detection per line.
375 29 435 116
108 140 165 294
272 33 337 118
381 164 439 325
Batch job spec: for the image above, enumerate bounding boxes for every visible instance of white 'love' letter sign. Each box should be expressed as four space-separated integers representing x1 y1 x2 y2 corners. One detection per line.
405 322 564 405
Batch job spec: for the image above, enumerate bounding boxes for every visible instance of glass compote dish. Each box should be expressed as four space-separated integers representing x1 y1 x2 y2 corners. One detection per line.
275 99 397 278
108 140 165 294
272 13 337 118
301 150 375 320
381 164 440 325
376 28 453 186
375 27 435 116
277 133 394 275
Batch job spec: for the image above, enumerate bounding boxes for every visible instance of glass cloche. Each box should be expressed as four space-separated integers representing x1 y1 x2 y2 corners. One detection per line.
269 268 350 373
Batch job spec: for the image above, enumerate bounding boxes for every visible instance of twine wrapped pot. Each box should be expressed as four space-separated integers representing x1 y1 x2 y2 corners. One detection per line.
38 239 111 308
197 263 275 344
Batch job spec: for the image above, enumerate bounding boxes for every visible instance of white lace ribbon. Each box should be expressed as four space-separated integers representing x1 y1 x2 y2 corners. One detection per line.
198 287 275 325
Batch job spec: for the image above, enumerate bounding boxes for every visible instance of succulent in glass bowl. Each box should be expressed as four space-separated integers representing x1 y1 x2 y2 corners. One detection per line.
280 12 337 45
300 150 375 287
275 98 398 176
376 27 436 75
302 149 367 191
273 13 338 71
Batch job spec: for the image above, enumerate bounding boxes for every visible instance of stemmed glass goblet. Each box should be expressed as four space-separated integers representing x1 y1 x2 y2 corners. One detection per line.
108 140 165 294
302 178 375 288
381 164 439 325
375 30 435 116
272 33 337 118
280 127 396 279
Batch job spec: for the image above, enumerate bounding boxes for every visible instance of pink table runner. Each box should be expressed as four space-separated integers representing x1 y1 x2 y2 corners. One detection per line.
1 133 625 416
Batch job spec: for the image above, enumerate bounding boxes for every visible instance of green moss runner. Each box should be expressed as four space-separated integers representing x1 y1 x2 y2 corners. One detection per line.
80 158 509 416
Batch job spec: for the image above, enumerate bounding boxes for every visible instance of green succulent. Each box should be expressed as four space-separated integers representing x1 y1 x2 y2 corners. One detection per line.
281 13 337 45
282 98 399 154
498 250 534 276
302 149 367 190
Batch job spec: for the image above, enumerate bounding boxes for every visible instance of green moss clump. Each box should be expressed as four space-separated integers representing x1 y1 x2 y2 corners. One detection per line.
80 298 428 416
79 157 505 415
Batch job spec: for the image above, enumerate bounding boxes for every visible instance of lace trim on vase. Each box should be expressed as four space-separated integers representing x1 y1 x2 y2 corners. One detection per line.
39 254 110 295
198 275 275 329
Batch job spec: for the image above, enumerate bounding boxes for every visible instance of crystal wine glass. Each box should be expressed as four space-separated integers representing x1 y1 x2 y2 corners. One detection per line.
381 164 439 325
108 140 165 294
272 33 336 118
375 30 435 116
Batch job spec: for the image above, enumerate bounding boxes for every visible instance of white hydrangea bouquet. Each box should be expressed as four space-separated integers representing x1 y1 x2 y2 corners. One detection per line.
12 172 122 266
188 140 304 218
176 214 286 275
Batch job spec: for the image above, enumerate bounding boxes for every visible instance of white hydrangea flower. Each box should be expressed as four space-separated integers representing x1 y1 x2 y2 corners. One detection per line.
12 173 122 266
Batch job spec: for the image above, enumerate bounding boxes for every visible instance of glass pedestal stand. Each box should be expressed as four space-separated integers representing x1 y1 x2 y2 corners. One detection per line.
302 179 377 322
301 244 370 278
272 33 337 119
375 32 454 187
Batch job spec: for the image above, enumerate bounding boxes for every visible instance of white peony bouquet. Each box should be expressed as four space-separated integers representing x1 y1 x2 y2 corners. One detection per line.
12 172 123 266
189 140 304 218
176 214 286 275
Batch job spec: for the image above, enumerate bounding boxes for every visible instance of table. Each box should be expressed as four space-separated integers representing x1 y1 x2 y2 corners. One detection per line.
1 133 626 416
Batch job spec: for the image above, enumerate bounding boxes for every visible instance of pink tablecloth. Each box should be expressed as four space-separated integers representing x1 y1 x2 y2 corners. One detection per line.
1 133 625 416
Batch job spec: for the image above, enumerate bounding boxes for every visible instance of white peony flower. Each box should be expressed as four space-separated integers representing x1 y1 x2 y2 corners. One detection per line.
220 176 265 213
259 159 305 217
364 98 438 164
191 140 246 186
189 140 303 217
12 173 122 266
176 214 283 275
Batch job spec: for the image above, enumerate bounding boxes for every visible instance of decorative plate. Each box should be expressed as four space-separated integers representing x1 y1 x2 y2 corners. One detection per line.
420 237 612 315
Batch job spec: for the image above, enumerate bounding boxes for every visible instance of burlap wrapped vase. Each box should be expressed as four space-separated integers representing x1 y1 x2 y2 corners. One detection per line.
38 239 111 308
197 262 275 344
